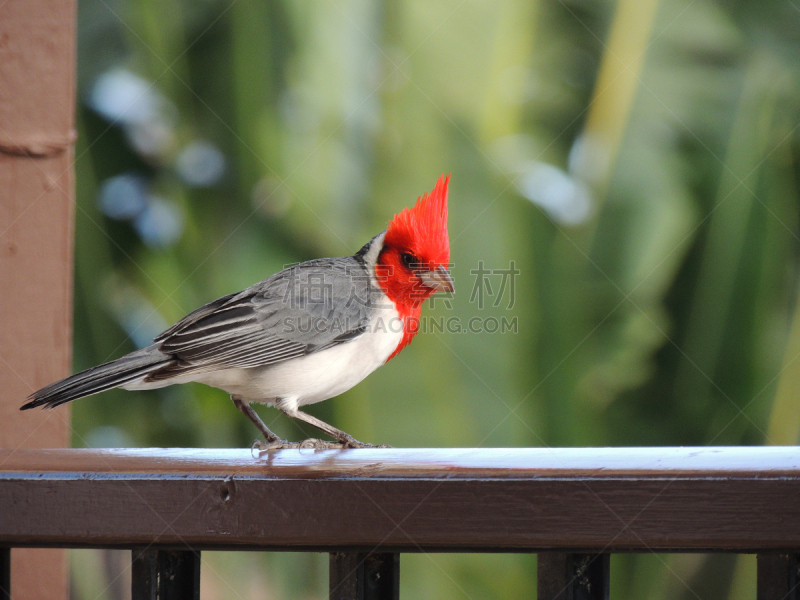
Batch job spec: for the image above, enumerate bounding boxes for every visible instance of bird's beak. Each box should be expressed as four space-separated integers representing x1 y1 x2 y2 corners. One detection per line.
419 265 455 293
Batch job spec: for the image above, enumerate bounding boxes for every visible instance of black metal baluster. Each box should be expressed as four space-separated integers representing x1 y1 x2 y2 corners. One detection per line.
132 548 200 600
758 554 800 600
538 553 609 600
132 548 158 600
0 547 9 600
330 552 399 600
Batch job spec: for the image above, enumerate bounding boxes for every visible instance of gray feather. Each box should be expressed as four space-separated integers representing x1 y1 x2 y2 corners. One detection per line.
146 256 378 380
22 231 388 408
21 345 169 410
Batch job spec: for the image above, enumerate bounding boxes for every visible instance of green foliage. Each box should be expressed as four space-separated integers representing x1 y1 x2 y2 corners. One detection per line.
71 0 800 598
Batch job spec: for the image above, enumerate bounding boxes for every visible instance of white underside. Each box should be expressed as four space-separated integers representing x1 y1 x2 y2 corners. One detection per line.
123 303 404 414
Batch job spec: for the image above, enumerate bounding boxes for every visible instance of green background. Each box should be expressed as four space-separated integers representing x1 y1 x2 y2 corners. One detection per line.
69 0 800 598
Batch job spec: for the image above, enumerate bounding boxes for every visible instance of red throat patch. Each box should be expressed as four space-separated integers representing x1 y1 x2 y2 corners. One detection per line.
378 175 451 361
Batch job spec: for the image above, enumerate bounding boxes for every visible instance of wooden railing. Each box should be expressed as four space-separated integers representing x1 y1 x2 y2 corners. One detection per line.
1 447 799 599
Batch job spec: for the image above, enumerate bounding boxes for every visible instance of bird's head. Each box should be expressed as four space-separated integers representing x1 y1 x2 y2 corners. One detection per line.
377 174 454 309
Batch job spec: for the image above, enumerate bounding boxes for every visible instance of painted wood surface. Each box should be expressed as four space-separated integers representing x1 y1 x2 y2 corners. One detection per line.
0 2 76 599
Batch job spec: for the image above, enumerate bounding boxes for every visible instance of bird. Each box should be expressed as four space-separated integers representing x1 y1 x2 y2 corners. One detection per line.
22 175 454 449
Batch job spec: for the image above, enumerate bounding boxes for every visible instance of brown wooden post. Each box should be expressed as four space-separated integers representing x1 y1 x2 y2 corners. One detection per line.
0 1 76 599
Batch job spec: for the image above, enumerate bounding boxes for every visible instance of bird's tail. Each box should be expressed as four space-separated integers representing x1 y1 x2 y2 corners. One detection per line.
20 345 170 410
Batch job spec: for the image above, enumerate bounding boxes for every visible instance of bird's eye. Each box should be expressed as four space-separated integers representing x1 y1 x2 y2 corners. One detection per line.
401 253 417 269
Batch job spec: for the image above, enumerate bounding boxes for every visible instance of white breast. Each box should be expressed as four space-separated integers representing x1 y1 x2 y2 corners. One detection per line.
256 303 403 409
179 302 404 410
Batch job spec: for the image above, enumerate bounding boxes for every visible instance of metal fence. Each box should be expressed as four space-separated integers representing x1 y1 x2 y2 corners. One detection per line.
1 446 799 599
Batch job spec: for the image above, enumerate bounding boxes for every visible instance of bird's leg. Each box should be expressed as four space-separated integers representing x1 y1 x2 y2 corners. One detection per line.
278 405 388 448
231 395 285 446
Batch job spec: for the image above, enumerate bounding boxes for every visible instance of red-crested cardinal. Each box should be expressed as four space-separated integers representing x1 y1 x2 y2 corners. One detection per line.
22 175 454 448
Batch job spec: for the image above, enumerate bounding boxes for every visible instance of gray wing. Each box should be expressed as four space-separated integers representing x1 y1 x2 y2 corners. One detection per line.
145 257 375 381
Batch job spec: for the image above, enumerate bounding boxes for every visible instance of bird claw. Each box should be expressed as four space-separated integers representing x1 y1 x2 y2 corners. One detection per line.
341 439 392 449
252 438 349 451
251 437 391 452
251 439 289 452
298 438 345 449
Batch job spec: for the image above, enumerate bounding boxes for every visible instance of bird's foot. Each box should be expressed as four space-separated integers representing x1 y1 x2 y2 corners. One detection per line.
251 438 290 452
251 437 391 451
340 437 392 449
251 438 350 451
297 438 347 449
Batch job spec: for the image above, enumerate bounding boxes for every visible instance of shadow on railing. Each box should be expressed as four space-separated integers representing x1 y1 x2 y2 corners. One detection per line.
1 447 799 599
